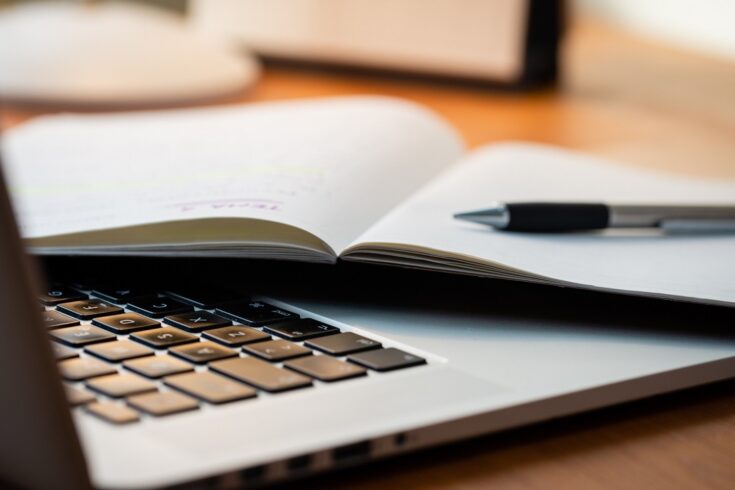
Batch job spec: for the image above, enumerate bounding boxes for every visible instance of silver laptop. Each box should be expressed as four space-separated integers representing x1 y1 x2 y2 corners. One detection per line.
2 162 735 490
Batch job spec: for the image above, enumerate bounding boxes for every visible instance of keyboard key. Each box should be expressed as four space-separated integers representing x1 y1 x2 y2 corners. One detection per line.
348 348 426 372
169 341 237 364
164 372 256 404
39 286 86 306
264 318 340 341
50 324 117 347
86 401 139 424
92 312 160 334
91 287 156 304
52 343 78 360
123 355 194 378
65 385 96 406
211 357 312 392
202 326 271 346
57 299 123 320
216 301 298 326
85 340 154 362
130 327 198 349
41 310 79 329
59 357 117 381
285 356 367 382
127 391 198 416
165 290 244 309
127 298 192 318
305 332 381 356
243 339 312 362
164 311 231 332
86 374 157 398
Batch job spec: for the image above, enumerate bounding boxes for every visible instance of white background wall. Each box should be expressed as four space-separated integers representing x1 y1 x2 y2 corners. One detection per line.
574 0 735 60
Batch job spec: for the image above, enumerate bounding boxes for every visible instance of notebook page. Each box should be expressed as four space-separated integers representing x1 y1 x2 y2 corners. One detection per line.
2 96 463 255
346 143 735 306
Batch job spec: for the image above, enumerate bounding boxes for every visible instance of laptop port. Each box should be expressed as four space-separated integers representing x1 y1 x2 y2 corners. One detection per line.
240 464 267 483
394 432 407 447
287 454 312 473
333 440 371 464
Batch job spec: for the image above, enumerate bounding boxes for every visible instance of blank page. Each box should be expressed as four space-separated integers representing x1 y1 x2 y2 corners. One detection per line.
2 96 463 255
347 143 735 306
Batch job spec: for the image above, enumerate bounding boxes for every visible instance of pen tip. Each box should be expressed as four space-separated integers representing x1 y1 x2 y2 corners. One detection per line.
454 205 508 228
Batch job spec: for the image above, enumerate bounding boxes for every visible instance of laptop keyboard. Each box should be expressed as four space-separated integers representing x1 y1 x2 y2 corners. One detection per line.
41 285 427 424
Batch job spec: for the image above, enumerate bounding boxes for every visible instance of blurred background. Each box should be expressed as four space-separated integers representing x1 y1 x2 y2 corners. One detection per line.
576 0 735 60
0 0 186 12
2 0 733 59
1 0 734 176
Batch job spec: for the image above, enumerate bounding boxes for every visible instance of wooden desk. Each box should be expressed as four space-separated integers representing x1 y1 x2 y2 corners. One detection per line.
3 19 735 490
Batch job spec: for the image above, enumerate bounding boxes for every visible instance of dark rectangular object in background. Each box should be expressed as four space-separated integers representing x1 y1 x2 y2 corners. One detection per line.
191 0 564 89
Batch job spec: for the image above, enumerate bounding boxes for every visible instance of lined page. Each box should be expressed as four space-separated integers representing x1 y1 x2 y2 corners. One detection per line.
346 143 735 306
2 96 463 254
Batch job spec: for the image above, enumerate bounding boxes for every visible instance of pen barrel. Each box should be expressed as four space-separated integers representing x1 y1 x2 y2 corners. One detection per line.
609 205 735 227
505 203 609 231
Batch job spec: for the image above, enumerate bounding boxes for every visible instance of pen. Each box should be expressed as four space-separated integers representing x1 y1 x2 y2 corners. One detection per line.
454 202 735 232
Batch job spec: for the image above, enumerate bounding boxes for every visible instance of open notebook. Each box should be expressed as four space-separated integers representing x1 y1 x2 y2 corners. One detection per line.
3 97 735 306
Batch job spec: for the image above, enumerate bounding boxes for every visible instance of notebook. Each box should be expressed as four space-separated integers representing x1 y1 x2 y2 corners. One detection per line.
3 97 735 306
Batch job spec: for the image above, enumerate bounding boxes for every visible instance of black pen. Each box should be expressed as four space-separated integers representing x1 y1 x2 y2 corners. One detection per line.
454 202 735 232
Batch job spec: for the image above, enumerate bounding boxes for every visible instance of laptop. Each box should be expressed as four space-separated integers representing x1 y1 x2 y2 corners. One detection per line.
2 161 735 490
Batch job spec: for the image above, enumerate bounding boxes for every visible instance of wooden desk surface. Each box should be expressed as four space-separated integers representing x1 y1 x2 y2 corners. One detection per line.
3 19 735 490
